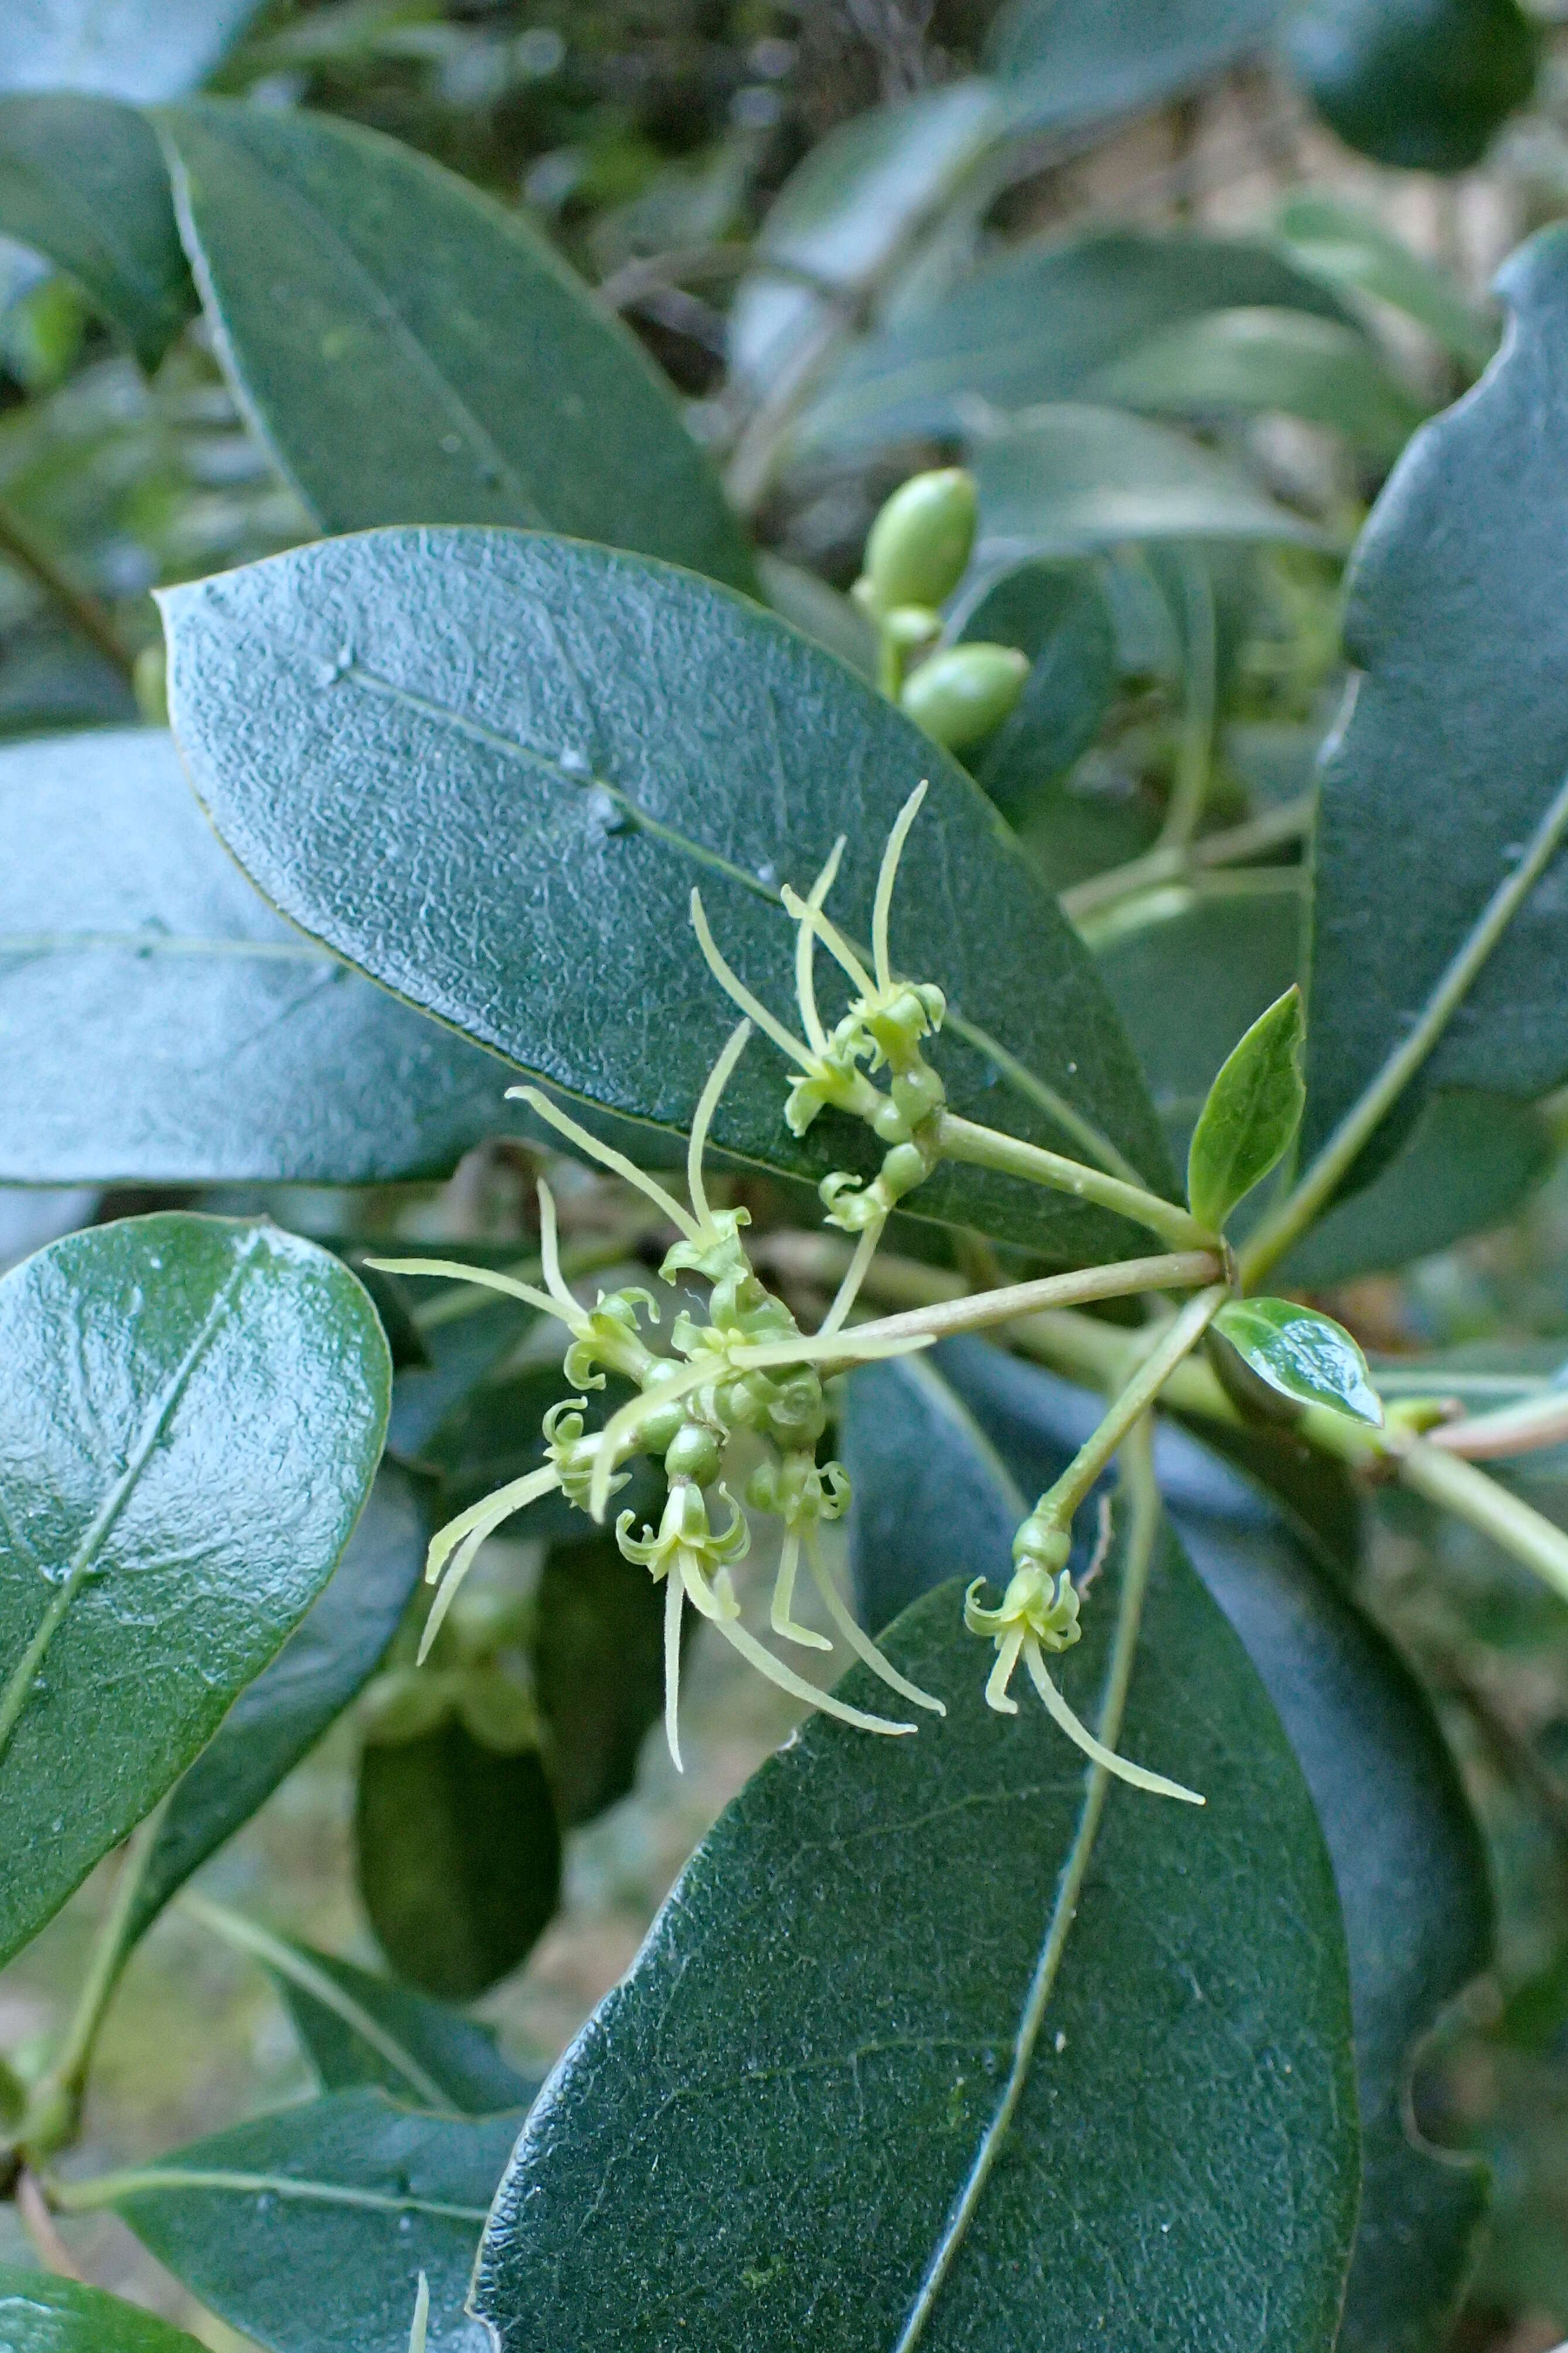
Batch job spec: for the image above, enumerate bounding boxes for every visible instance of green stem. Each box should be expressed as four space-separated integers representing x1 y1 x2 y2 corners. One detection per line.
15 1804 167 2159
1242 764 1568 1285
1059 798 1310 926
844 1250 1222 1350
935 1111 1215 1252
1154 551 1217 855
0 498 132 681
892 1418 1163 2353
877 624 904 702
1392 1439 1568 1604
1031 1288 1227 1527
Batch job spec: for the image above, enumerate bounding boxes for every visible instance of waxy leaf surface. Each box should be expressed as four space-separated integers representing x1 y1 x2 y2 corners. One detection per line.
846 1341 1487 2353
1303 227 1568 1185
158 101 752 589
0 95 191 368
475 1508 1357 2347
0 2267 207 2352
1214 1297 1383 1426
0 1213 388 1966
126 1463 428 1947
160 527 1174 1261
0 728 530 1185
0 1 264 101
112 2088 519 2353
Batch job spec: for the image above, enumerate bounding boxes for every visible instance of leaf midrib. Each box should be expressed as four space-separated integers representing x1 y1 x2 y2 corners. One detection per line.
0 1232 263 1767
0 932 330 962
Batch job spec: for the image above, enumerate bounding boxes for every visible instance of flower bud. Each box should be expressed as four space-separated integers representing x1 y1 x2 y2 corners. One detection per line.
664 1420 724 1486
859 469 977 617
900 643 1029 752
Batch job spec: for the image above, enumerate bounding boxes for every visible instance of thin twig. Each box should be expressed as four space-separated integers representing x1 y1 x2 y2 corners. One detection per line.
0 500 131 681
1060 797 1311 925
16 2168 81 2278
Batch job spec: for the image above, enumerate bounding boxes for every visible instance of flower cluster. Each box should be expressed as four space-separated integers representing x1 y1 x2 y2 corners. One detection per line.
371 1014 943 1769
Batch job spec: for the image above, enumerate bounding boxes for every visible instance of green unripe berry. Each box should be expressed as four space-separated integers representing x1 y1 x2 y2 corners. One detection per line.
1012 1513 1072 1576
859 469 977 618
635 1393 690 1456
900 643 1029 752
664 1420 724 1486
880 1141 930 1198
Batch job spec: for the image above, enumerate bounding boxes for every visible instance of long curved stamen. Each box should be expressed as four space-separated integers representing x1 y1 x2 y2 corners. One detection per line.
770 1529 831 1651
408 2273 430 2353
688 1018 751 1231
804 1527 945 1714
985 1626 1025 1714
364 1256 566 1326
872 782 927 996
781 885 876 1000
419 1465 563 1662
793 837 846 1053
816 1216 884 1340
425 1464 562 1583
663 1557 686 1772
507 1086 701 1243
589 1359 715 1520
715 1614 916 1738
535 1181 578 1316
689 888 811 1068
1023 1640 1204 1803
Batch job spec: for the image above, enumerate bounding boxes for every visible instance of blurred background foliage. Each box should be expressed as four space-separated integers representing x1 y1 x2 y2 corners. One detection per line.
8 2 1568 2346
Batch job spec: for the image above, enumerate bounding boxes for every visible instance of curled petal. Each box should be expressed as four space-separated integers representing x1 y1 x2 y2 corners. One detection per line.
983 1625 1025 1715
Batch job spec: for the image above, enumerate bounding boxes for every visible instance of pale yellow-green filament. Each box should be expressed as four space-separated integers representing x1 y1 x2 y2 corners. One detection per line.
535 1180 578 1317
816 1217 884 1339
1023 1639 1203 1804
984 1626 1025 1714
507 1085 701 1243
872 781 927 996
689 888 811 1067
770 1529 831 1651
793 835 846 1054
686 1018 751 1231
804 1526 945 1715
364 1255 565 1326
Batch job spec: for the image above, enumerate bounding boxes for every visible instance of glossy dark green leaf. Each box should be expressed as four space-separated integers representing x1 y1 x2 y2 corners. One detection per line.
0 96 191 369
357 1720 562 2000
1187 984 1304 1232
157 100 752 589
1301 229 1568 1190
534 1530 667 1827
845 1342 1491 2353
956 561 1116 824
275 1941 539 2116
976 404 1330 564
0 1212 389 1967
1287 0 1540 173
1093 306 1427 461
798 228 1352 458
0 2267 207 2353
196 1911 538 2113
110 2088 520 2353
0 1 264 101
0 728 535 1185
474 1512 1357 2346
124 1464 428 1949
1280 1091 1551 1286
986 0 1291 124
1276 190 1497 373
160 527 1176 1263
1213 1297 1383 1426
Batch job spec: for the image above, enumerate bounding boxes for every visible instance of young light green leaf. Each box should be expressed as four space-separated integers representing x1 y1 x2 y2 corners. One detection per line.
846 1340 1490 2353
123 1465 428 1950
159 527 1175 1263
0 2266 208 2352
1287 0 1539 174
0 1213 390 1967
0 95 192 369
1301 227 1568 1195
474 1526 1358 2349
1091 306 1427 461
0 728 535 1186
798 228 1353 458
975 403 1332 563
95 2089 522 2353
156 100 753 589
357 1721 562 2000
1186 984 1305 1233
0 1 264 101
1213 1297 1383 1426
